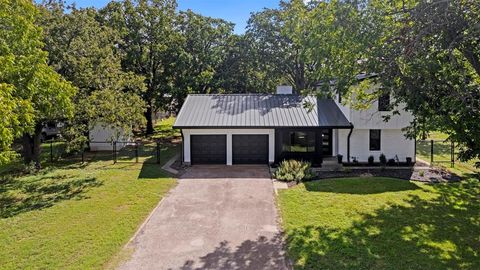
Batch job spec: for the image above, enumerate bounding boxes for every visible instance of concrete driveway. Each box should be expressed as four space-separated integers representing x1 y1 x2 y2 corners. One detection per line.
118 165 289 270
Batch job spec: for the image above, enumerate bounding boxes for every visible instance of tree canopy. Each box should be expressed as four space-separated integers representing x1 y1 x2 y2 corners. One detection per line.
1 0 478 166
0 0 76 165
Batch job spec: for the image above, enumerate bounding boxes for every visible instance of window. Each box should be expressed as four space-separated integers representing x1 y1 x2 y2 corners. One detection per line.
282 131 315 152
369 130 381 151
378 94 390 111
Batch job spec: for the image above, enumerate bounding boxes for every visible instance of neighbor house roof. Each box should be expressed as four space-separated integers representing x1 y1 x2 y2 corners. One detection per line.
173 94 352 128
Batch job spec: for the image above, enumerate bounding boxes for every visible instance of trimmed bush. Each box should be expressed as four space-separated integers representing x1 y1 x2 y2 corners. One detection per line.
379 153 387 165
406 157 412 165
387 158 396 166
274 159 316 183
368 155 374 165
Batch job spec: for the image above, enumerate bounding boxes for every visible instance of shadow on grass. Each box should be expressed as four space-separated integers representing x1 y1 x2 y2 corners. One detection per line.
304 178 420 194
0 174 102 218
138 163 167 179
178 233 288 270
286 180 480 269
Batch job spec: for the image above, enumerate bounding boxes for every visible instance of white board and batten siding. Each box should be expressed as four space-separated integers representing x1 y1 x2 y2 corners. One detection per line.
334 92 416 162
182 129 275 165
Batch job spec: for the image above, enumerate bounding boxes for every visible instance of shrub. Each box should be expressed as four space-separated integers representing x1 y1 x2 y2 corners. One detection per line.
387 158 396 166
274 160 316 183
379 153 387 165
368 155 374 165
406 157 412 165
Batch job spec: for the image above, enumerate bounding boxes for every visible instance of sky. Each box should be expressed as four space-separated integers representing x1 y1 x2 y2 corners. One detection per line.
62 0 281 34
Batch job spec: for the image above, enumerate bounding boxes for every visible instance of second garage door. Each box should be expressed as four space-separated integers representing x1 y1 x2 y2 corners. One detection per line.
232 135 269 164
191 135 227 164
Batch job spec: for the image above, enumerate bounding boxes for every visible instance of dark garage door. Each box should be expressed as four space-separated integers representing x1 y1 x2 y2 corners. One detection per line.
191 135 227 164
233 135 269 164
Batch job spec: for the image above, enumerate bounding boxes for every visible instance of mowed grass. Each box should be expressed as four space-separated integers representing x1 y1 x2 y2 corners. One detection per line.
0 145 178 269
417 131 479 175
277 177 480 270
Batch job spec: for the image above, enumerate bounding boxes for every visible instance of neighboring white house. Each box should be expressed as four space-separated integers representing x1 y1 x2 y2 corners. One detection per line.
173 85 415 165
89 123 132 151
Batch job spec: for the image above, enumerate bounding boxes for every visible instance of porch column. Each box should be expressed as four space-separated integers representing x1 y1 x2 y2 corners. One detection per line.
226 132 232 165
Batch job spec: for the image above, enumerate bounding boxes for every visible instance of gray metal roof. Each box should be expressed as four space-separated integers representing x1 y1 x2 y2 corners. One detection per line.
173 94 352 128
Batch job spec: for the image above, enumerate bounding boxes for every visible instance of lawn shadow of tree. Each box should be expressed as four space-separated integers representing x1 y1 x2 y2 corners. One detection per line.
286 181 480 269
304 178 420 194
177 233 289 270
0 174 102 218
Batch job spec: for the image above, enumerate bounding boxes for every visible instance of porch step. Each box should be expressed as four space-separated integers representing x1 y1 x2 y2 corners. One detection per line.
316 157 343 172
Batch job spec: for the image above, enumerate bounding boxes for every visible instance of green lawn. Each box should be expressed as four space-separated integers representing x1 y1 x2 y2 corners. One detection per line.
0 119 179 269
278 177 480 270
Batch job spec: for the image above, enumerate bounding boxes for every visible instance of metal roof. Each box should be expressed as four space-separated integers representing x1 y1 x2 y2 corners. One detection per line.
173 94 352 128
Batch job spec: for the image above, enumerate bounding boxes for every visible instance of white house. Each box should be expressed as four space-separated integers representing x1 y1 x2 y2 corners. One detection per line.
89 123 132 151
173 86 415 165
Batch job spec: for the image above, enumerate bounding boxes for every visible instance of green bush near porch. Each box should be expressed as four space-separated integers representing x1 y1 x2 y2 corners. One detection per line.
274 160 316 183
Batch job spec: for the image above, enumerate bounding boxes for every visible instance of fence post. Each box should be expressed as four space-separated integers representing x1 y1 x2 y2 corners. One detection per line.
113 141 117 164
430 140 434 165
135 141 139 163
156 141 160 164
50 140 53 162
451 141 455 168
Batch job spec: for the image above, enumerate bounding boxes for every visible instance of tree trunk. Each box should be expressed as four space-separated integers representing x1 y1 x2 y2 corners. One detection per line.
22 134 33 164
22 123 44 169
145 104 154 135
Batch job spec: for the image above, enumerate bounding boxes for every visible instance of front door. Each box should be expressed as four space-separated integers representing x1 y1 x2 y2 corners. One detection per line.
321 129 332 156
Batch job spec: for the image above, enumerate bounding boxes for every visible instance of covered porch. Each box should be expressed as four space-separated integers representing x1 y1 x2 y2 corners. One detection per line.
274 127 353 166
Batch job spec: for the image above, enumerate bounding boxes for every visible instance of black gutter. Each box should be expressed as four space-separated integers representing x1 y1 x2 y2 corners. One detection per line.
347 124 354 162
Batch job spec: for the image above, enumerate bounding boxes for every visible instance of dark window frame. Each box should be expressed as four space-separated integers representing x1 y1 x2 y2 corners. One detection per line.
378 93 390 111
282 131 316 153
369 129 381 151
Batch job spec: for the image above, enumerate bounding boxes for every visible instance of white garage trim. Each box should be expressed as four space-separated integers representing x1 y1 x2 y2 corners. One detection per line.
182 129 275 165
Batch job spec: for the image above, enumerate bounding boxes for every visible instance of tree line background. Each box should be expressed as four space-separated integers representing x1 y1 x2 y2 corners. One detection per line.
1 0 479 167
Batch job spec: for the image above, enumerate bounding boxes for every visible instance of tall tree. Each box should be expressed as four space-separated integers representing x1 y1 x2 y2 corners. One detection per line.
0 0 76 167
169 10 234 107
364 0 480 164
100 0 180 134
38 1 146 150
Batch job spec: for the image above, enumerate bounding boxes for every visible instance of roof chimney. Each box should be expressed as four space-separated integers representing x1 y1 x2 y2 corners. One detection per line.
276 85 293 95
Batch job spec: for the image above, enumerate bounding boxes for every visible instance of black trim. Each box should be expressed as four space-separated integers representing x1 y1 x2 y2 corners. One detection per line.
369 129 381 151
347 125 353 162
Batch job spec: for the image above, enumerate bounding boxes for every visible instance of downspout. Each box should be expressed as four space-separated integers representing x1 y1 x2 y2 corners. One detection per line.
413 119 417 163
347 123 354 163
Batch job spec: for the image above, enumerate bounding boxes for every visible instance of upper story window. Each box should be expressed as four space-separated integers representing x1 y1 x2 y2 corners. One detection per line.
369 129 381 151
378 94 390 111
